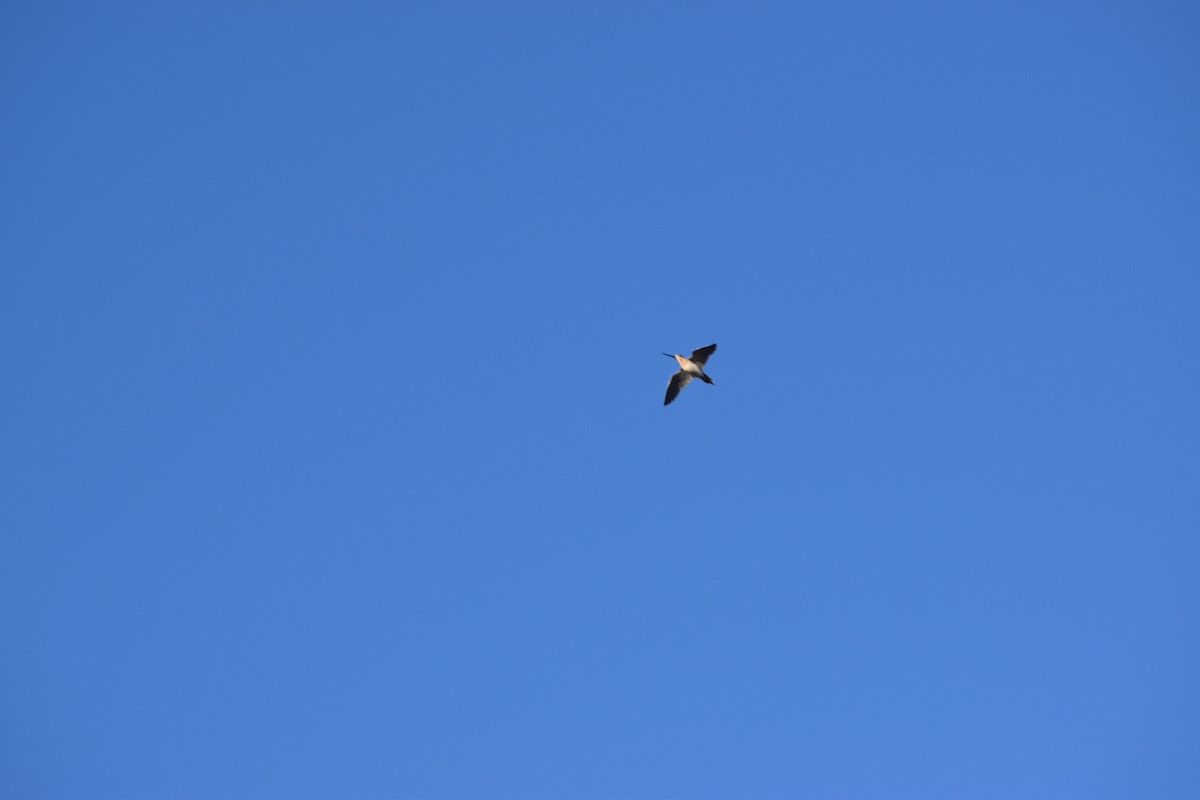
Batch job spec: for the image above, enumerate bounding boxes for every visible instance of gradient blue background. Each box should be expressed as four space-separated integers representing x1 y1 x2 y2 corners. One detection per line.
3 3 1198 798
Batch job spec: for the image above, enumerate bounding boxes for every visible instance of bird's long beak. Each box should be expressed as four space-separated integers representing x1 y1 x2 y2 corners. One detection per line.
662 353 675 358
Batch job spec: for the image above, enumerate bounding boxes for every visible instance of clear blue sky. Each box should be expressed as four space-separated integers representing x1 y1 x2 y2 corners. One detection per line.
3 3 1198 798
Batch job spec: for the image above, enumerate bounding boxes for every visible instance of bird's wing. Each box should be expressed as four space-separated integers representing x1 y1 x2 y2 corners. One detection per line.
691 345 715 367
664 370 692 405
689 343 717 365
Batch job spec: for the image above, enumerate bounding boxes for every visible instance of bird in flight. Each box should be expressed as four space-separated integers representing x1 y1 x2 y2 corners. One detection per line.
662 343 717 406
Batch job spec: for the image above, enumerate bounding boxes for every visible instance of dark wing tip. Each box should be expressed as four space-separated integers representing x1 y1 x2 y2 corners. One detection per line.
690 343 717 364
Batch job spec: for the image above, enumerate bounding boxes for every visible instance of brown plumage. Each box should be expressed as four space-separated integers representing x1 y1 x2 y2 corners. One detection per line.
662 343 717 406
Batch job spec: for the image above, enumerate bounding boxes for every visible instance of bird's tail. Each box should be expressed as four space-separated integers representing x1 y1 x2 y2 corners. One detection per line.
699 374 714 385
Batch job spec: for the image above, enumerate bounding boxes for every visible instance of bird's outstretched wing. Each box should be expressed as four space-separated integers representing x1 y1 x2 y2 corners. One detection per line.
689 343 717 365
664 370 693 405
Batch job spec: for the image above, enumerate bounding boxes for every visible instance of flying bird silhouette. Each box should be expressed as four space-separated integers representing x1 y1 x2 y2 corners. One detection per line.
662 343 717 406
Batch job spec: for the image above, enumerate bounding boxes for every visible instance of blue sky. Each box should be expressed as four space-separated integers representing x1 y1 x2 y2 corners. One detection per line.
3 2 1198 798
